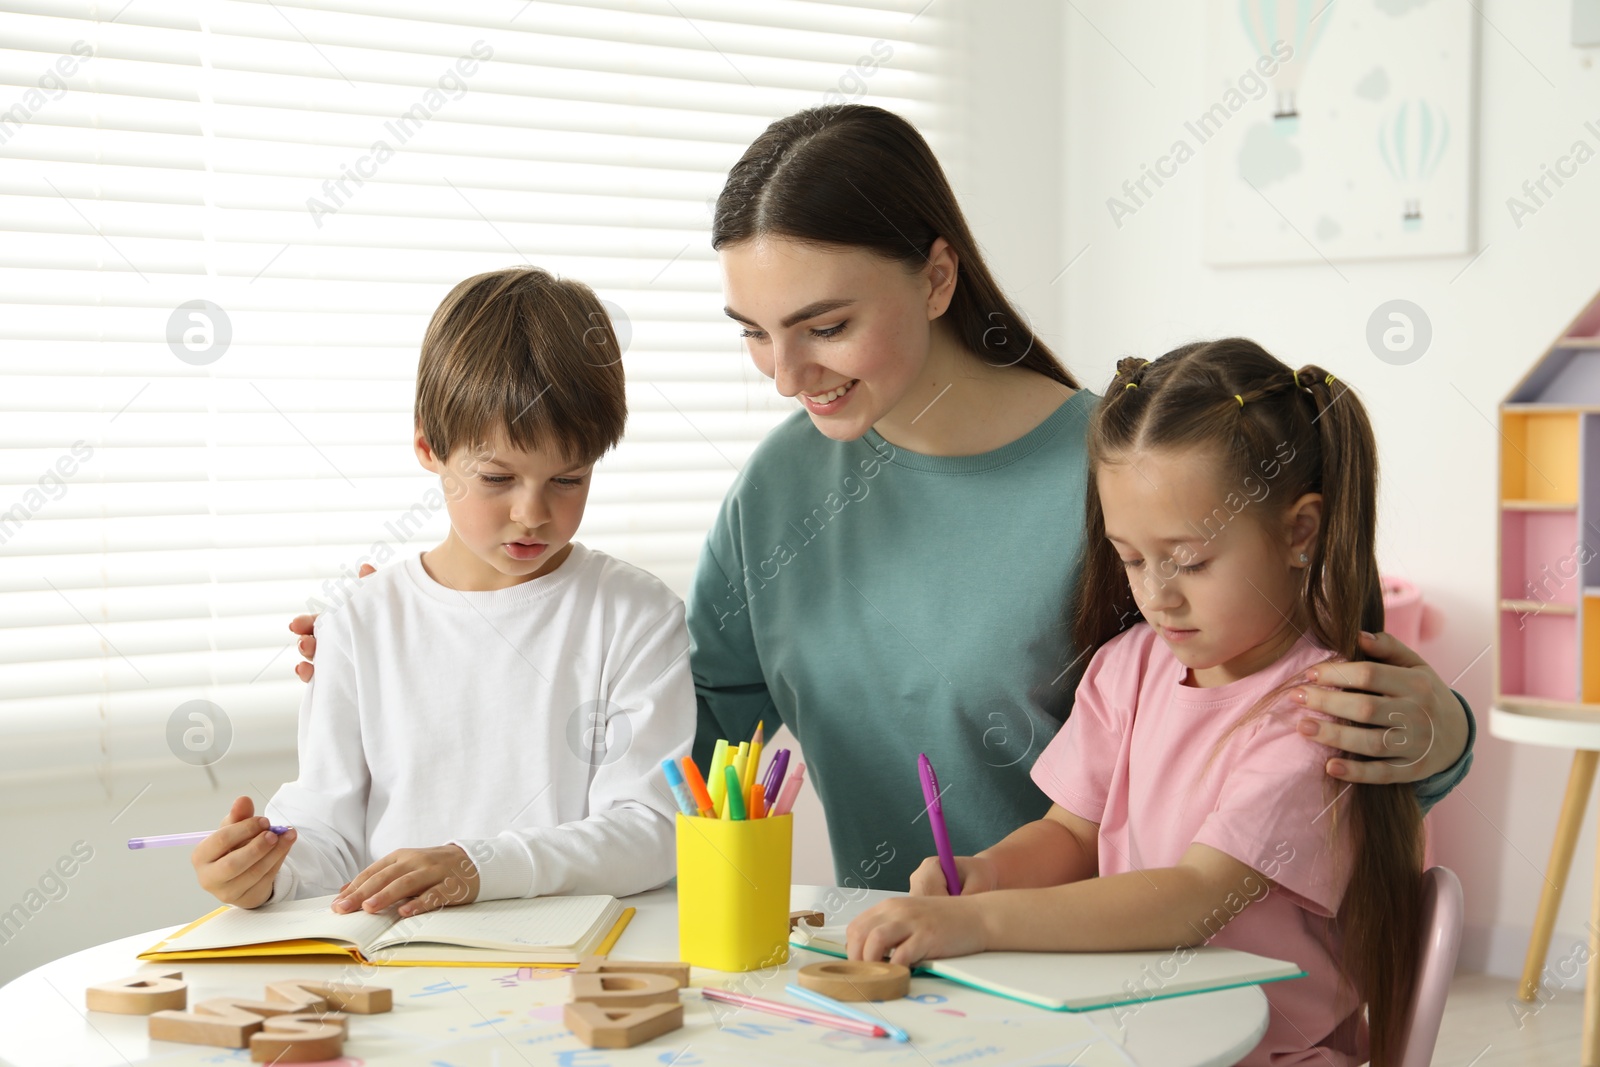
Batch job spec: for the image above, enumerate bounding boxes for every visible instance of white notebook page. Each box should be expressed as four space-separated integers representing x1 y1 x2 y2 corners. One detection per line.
369 895 618 952
156 895 393 953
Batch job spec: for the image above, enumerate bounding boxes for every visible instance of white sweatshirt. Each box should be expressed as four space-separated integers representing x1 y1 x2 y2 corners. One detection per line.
266 544 693 904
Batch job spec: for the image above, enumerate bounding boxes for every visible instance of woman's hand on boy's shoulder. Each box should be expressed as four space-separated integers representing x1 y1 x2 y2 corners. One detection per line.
290 564 377 682
331 843 479 918
1289 629 1467 785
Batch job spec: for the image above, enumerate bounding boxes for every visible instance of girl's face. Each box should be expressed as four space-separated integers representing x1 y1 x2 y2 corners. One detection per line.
1097 446 1321 688
719 236 955 441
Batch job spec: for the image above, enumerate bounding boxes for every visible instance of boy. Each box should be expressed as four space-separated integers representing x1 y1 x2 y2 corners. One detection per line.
193 267 693 915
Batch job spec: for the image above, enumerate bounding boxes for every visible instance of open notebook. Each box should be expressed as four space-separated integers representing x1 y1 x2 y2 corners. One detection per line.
791 926 1304 1012
141 894 633 968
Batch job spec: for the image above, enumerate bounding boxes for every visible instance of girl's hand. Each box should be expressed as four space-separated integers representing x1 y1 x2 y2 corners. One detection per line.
1292 630 1469 784
333 844 479 917
290 564 377 682
847 896 988 967
907 855 998 897
192 796 297 909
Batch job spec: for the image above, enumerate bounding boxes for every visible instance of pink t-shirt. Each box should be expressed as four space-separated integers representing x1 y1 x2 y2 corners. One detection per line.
1030 623 1366 1066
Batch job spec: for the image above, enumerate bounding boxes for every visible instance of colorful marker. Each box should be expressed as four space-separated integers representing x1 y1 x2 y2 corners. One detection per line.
680 756 716 817
662 759 697 817
919 753 962 896
771 762 806 817
763 748 791 805
722 765 747 820
708 739 731 814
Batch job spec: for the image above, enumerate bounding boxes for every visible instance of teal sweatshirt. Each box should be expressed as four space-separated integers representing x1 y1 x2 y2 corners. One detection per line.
687 394 1474 891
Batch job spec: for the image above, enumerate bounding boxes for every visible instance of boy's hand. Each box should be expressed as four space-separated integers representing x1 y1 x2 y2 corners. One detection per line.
847 896 987 967
192 796 297 909
907 855 998 897
333 844 480 917
291 564 376 682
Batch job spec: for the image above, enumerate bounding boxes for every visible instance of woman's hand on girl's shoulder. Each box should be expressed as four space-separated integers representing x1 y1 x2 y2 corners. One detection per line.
289 563 377 682
1290 630 1469 785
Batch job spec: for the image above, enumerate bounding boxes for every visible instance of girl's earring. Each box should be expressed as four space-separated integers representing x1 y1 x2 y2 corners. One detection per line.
1298 553 1309 564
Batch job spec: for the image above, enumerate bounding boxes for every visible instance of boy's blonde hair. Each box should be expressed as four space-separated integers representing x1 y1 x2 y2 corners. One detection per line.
416 267 626 464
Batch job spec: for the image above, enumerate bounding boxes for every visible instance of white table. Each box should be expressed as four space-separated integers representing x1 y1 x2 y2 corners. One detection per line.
0 884 1268 1066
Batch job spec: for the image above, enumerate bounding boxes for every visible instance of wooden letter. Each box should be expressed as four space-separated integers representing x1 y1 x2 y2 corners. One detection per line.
564 1001 683 1049
148 997 307 1048
797 960 911 1001
86 971 187 1014
575 957 690 988
249 1013 347 1062
266 978 392 1014
569 972 681 1008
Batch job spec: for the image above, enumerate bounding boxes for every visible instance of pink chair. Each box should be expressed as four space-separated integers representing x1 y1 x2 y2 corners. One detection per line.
1396 866 1464 1067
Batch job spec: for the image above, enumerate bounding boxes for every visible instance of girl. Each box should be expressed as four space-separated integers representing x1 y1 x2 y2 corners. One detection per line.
847 339 1421 1066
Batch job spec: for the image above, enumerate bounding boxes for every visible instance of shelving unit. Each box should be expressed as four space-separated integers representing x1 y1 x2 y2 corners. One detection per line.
1497 291 1600 711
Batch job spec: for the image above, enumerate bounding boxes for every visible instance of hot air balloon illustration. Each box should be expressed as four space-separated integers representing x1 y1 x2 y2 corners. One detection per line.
1377 99 1450 231
1239 0 1329 132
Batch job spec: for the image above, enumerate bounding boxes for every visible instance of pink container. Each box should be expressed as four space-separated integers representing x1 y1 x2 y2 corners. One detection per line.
1382 575 1423 646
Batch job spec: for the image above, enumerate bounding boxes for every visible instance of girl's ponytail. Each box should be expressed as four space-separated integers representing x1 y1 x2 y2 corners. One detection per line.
1293 366 1386 647
1297 364 1424 1066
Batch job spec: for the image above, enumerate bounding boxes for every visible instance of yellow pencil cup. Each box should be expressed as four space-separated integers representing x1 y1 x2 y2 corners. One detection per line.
676 812 792 972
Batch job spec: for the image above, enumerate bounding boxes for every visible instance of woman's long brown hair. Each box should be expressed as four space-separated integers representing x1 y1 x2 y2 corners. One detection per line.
1073 338 1422 1065
711 104 1078 390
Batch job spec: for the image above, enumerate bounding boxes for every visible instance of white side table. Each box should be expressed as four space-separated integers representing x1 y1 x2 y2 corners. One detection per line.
1490 704 1600 1064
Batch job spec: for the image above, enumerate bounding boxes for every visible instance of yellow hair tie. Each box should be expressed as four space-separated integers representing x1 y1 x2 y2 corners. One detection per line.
1325 373 1337 386
1125 382 1137 390
1235 394 1244 407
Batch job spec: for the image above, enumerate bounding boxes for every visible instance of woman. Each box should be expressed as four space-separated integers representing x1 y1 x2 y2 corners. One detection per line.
294 105 1474 892
685 105 1471 890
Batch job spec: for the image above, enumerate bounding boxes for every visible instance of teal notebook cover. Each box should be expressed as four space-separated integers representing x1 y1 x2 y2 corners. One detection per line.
789 928 1305 1013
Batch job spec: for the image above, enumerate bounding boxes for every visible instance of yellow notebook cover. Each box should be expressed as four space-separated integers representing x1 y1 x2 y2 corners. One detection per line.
139 906 634 969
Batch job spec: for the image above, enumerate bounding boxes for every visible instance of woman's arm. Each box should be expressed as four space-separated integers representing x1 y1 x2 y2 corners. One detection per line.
1293 630 1474 801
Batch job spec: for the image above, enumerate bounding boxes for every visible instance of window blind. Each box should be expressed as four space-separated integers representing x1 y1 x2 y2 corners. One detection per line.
0 0 949 782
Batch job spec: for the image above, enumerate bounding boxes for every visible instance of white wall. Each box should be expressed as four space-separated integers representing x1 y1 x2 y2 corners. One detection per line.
1055 0 1600 981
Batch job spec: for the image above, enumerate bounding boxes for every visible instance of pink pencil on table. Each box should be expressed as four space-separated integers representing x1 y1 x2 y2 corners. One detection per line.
700 987 887 1038
770 762 806 817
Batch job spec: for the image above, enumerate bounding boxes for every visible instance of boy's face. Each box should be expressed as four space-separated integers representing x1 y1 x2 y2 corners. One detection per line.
415 428 594 590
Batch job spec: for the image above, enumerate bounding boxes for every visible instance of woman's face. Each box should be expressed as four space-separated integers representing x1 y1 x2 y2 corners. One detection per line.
719 236 955 441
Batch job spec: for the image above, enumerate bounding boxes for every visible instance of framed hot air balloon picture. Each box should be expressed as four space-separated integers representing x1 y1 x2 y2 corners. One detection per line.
1201 0 1477 263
